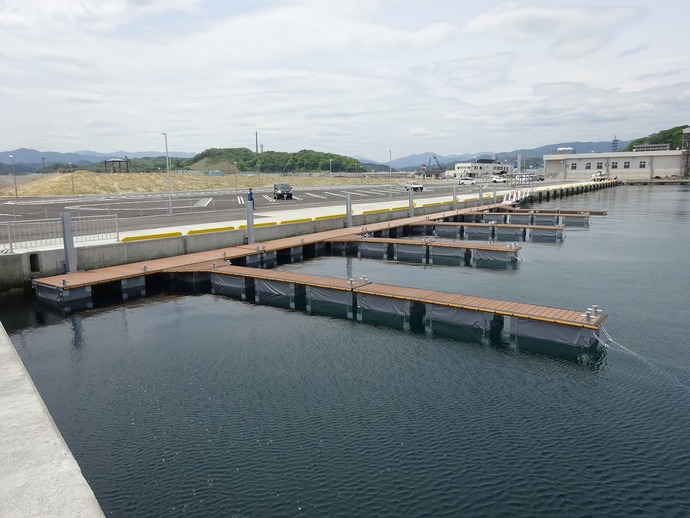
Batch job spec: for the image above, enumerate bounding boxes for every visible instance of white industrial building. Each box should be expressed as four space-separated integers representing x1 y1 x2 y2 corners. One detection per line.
544 129 690 181
451 159 513 179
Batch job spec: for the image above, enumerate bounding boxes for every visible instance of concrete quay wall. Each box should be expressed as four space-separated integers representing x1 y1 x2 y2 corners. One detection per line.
0 206 433 297
0 324 104 516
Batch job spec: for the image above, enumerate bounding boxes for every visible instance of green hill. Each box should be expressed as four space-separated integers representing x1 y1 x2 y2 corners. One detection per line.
624 125 689 151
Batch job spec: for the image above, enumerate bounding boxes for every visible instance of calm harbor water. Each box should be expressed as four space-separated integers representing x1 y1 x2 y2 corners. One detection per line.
3 185 690 517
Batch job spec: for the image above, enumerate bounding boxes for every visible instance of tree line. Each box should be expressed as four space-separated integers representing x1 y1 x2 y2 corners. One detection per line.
188 148 368 173
19 148 370 174
624 125 689 151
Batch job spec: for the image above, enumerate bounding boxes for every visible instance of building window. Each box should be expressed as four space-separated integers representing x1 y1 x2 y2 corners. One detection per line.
585 162 592 170
624 161 630 169
596 162 603 169
570 163 577 170
639 161 647 168
611 162 618 169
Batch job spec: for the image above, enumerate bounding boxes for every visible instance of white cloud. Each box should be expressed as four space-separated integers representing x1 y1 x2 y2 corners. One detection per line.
464 4 645 59
1 0 689 161
0 0 202 29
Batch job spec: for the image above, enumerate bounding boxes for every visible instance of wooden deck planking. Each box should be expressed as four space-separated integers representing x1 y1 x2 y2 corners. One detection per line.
354 282 603 328
167 263 602 328
200 264 370 291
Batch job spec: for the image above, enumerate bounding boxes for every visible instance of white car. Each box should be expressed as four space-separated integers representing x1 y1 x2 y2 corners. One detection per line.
458 177 476 185
404 181 423 192
491 175 507 183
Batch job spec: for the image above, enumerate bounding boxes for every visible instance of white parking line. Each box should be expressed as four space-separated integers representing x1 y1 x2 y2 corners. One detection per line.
303 192 327 199
193 198 212 208
238 196 245 204
323 191 346 198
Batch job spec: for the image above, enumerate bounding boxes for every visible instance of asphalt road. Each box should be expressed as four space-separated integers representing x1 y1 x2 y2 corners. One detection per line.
0 180 551 233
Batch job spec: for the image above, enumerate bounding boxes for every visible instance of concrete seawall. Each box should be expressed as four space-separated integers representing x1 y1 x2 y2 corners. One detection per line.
0 323 104 516
0 205 445 296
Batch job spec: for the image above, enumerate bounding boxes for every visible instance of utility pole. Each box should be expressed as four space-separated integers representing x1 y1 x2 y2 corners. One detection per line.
162 132 173 216
9 154 18 200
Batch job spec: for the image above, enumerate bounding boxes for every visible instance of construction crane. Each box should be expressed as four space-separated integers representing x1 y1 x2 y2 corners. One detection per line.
427 156 445 179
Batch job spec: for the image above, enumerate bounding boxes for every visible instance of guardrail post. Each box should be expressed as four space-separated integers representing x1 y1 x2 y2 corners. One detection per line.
346 194 352 228
7 222 13 253
408 189 414 217
60 212 78 273
246 199 255 244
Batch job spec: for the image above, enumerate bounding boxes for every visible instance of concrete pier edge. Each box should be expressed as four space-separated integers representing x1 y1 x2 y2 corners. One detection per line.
0 323 104 517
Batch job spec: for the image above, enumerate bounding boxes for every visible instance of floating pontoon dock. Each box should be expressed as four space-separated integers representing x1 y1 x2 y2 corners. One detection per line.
172 262 606 354
324 235 521 266
409 221 566 241
504 207 608 216
32 204 608 353
446 211 591 227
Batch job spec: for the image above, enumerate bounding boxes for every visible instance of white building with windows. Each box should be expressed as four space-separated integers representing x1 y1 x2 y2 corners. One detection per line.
543 149 685 181
452 159 513 179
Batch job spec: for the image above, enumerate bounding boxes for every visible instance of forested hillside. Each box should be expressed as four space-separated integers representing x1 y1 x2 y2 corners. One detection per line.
624 125 689 151
184 148 366 173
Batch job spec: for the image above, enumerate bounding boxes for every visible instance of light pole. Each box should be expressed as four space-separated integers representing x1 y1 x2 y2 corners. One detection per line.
9 154 18 200
387 148 392 198
329 159 332 174
69 162 75 194
234 162 238 190
161 132 172 216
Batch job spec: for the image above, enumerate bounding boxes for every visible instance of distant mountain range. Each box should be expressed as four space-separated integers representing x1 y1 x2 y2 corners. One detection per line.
1 140 628 173
359 140 630 170
0 148 196 168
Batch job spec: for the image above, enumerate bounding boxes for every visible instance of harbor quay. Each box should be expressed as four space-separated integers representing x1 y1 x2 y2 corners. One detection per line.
0 179 617 516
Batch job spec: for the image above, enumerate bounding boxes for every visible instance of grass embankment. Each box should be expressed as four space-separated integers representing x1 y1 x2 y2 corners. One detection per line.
0 170 392 196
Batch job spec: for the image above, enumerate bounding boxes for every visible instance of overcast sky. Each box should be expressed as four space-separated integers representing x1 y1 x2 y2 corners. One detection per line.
1 0 688 161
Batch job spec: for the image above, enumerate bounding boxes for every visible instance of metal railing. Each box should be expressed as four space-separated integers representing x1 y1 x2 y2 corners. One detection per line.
1 214 119 253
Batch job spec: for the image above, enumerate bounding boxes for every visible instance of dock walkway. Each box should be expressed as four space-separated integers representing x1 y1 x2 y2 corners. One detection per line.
32 202 607 347
168 263 605 331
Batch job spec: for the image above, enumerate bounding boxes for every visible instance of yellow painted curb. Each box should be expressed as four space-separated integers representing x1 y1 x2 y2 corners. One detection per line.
186 226 235 235
362 208 390 215
314 214 346 220
279 218 313 225
255 222 278 227
121 231 183 242
422 201 445 207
